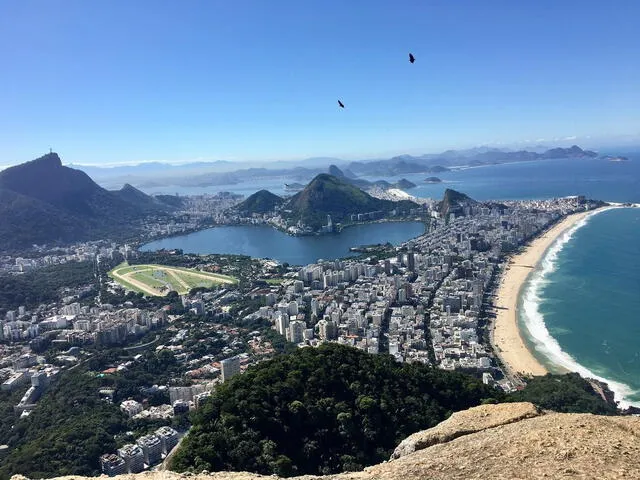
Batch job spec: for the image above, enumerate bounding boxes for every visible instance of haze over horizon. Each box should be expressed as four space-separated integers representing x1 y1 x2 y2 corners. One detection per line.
1 1 639 166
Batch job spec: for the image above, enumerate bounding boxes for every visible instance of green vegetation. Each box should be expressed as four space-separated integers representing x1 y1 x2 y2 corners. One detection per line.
235 189 284 214
0 260 95 313
171 343 501 476
508 373 618 415
0 350 184 480
109 262 237 296
0 153 174 250
286 174 419 230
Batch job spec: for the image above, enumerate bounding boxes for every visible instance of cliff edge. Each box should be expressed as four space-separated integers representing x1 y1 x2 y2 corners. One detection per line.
12 402 640 480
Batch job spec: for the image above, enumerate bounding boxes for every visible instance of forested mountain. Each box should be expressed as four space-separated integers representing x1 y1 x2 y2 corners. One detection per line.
235 190 284 214
0 153 174 249
285 174 418 229
171 344 502 476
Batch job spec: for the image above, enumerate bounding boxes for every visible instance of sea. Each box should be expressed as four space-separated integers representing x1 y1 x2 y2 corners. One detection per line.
142 151 640 407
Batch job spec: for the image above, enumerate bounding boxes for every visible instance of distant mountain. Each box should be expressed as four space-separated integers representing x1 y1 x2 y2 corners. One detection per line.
347 145 598 177
541 145 598 159
0 153 172 250
236 189 284 215
439 188 477 218
425 177 442 183
112 184 177 212
394 178 417 189
285 174 418 229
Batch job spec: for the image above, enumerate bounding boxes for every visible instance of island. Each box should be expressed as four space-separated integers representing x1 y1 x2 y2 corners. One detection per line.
424 176 442 183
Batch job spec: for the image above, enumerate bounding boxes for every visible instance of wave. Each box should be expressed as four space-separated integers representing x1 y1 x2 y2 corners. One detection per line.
519 207 638 408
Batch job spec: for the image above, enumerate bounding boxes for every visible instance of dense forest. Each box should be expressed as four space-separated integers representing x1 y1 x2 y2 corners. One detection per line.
0 260 95 313
508 373 618 415
170 343 503 476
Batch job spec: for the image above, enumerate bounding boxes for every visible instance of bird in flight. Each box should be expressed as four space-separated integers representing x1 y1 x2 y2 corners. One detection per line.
409 53 415 64
338 100 345 108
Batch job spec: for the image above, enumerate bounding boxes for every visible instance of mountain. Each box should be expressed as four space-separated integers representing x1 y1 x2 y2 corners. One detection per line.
347 145 599 177
541 145 598 159
285 174 418 229
394 178 417 189
0 153 171 250
15 401 638 480
112 184 177 212
439 188 477 218
170 343 500 476
235 189 284 214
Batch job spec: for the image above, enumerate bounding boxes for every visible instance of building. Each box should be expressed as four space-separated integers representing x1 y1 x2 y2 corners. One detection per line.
100 453 127 476
137 434 163 465
117 444 145 473
221 356 241 382
289 320 305 343
156 426 179 454
120 399 143 417
1 372 28 391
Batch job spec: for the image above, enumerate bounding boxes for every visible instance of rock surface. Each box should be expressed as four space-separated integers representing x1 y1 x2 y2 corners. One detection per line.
12 402 640 480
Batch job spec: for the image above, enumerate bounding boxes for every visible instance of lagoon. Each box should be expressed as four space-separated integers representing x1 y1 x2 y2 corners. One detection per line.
139 222 426 265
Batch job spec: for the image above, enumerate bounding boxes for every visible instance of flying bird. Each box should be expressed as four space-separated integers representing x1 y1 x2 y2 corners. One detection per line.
409 53 415 64
338 100 345 108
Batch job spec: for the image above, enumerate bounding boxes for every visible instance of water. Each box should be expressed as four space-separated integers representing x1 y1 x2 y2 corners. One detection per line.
519 207 640 407
142 154 640 203
139 222 426 265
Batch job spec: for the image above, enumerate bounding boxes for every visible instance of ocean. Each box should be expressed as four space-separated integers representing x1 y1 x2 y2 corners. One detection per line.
520 207 640 407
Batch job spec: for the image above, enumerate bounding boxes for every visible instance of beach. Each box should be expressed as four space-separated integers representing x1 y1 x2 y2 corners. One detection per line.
491 209 597 377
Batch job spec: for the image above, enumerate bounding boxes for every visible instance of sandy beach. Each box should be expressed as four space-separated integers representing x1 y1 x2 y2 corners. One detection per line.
491 209 597 377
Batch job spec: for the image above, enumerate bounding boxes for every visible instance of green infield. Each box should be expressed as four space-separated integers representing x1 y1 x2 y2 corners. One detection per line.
108 262 238 296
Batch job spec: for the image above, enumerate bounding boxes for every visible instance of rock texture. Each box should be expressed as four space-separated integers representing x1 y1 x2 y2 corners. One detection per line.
12 402 640 480
390 401 541 459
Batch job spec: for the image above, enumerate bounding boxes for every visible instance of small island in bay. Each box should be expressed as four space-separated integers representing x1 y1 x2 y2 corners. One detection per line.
602 155 629 162
424 176 442 183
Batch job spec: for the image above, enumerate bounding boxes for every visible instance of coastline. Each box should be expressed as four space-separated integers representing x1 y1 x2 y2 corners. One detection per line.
491 209 597 378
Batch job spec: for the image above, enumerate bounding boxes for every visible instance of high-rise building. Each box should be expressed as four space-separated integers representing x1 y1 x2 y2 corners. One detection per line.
289 320 305 343
221 356 241 382
137 434 163 465
118 444 145 473
276 313 289 336
100 454 127 477
155 426 179 454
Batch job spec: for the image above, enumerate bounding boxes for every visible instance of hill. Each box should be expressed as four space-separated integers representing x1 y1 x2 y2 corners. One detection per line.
0 153 172 250
170 343 502 476
439 188 477 218
284 174 418 229
236 190 284 214
15 401 640 480
112 184 177 212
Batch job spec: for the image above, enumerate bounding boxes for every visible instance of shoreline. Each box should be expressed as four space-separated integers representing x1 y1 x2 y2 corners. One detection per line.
491 209 597 378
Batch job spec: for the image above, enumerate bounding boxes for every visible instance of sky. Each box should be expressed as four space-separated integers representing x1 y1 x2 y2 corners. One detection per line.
1 0 639 166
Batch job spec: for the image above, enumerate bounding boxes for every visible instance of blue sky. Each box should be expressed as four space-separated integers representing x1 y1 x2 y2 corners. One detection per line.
1 0 639 165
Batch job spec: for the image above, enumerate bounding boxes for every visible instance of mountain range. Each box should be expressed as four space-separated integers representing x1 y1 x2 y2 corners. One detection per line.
0 153 176 250
61 145 600 191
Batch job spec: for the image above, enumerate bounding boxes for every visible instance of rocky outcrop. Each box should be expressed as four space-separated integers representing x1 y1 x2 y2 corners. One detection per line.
390 402 541 459
12 402 640 480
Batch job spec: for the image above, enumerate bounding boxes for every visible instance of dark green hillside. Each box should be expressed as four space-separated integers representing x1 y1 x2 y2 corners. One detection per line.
171 343 502 476
0 153 170 250
236 189 284 214
112 183 172 212
285 174 417 229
